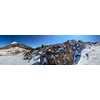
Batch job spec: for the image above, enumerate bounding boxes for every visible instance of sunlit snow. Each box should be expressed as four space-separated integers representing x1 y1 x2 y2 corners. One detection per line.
77 45 100 65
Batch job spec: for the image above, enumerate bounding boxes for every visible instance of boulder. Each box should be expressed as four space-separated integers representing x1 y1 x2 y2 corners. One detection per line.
71 40 78 45
41 44 45 48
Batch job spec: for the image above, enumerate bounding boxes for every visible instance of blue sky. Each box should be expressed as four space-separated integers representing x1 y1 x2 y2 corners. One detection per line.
0 35 100 48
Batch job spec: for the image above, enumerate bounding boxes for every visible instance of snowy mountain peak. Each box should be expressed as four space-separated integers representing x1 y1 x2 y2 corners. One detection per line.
11 41 17 44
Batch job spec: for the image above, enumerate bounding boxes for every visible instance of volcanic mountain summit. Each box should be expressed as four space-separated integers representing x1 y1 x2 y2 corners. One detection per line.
0 41 33 50
11 41 18 44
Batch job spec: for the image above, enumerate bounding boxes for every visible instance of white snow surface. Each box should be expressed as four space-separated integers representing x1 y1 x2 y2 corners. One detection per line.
0 54 41 65
0 47 28 56
11 41 17 44
77 45 100 65
0 55 31 65
0 47 41 65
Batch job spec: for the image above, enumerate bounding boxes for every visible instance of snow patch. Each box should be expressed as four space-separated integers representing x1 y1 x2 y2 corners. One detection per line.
11 41 17 44
42 57 47 64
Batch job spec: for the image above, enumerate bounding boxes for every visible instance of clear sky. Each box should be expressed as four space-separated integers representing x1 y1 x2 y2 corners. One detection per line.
0 35 100 48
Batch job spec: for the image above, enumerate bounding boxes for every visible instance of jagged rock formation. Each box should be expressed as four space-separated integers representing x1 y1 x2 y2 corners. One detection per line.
40 40 86 65
40 45 74 65
24 40 87 65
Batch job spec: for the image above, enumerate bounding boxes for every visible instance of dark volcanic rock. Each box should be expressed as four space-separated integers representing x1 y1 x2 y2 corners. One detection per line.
40 44 74 65
39 40 88 65
41 44 45 48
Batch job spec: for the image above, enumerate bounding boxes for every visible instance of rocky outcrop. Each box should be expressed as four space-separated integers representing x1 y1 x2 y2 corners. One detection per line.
39 40 86 65
41 44 45 48
24 40 98 65
40 46 74 65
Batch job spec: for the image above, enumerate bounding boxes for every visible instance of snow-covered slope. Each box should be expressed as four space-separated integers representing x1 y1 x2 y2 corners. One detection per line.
0 42 35 65
0 54 41 65
0 47 40 65
77 44 100 65
0 47 30 56
0 49 41 65
0 55 29 65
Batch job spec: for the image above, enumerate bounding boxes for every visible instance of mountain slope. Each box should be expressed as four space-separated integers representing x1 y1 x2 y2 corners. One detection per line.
0 42 33 56
0 42 34 50
0 42 34 65
77 43 100 65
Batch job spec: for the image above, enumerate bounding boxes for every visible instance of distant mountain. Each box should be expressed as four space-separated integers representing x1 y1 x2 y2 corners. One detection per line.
0 41 34 50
